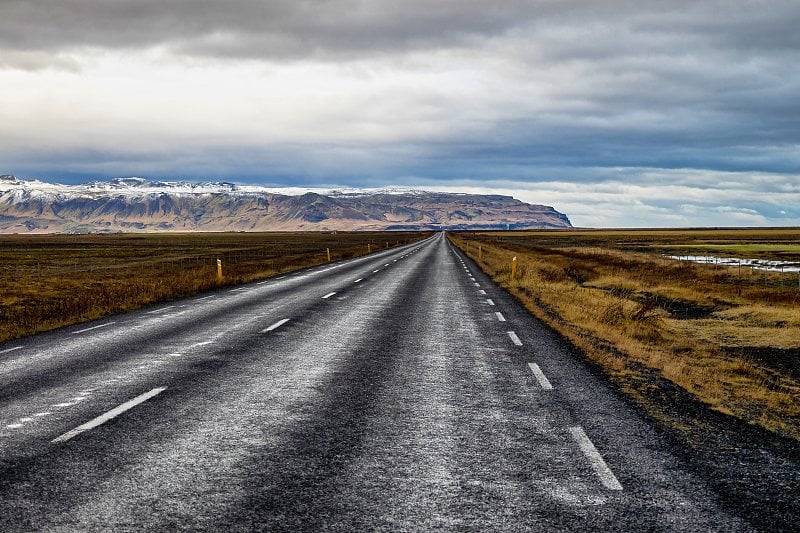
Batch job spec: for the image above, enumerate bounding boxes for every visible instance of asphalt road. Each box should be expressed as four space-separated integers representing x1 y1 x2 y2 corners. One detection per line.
0 232 753 531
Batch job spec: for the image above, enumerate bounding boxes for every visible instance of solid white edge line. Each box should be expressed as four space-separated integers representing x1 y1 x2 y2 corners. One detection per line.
495 312 505 322
262 318 290 332
194 295 215 301
0 346 22 354
528 362 554 390
146 305 176 314
52 387 167 443
569 426 623 491
322 291 337 299
507 331 523 346
71 322 115 335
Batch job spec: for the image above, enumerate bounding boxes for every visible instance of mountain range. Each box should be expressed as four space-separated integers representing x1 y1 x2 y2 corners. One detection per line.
0 175 572 233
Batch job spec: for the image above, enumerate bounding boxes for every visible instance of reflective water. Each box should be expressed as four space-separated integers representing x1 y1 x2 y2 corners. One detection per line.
666 255 800 273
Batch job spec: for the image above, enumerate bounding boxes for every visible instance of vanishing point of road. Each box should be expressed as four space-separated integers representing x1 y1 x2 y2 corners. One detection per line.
0 233 751 530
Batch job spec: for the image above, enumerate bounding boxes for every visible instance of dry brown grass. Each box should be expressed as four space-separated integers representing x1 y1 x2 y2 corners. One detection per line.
450 230 800 440
0 231 429 342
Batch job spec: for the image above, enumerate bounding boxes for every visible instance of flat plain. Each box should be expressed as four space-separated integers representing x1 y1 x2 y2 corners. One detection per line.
0 231 429 342
449 228 800 439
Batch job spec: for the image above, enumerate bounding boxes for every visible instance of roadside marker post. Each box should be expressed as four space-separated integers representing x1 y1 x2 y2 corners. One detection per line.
511 256 517 280
327 248 331 262
368 243 371 253
216 259 223 283
478 245 482 261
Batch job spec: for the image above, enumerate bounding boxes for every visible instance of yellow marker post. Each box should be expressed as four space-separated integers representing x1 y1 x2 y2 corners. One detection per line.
326 247 331 262
511 256 517 280
368 243 371 253
216 258 223 283
386 242 389 249
478 245 482 261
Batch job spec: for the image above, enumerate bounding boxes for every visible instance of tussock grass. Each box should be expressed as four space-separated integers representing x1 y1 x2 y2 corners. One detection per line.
450 229 800 440
0 231 429 342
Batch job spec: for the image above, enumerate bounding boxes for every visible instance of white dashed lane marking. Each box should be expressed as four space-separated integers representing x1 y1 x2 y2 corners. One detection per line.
322 292 337 299
478 290 486 295
507 331 523 346
353 278 363 283
0 346 22 354
486 298 495 305
528 363 553 390
191 341 213 348
373 269 380 273
262 318 290 333
72 322 115 335
52 387 167 444
495 312 506 322
569 426 623 491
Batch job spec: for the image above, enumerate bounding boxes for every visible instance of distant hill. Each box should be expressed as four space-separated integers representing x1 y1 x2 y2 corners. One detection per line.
0 175 572 233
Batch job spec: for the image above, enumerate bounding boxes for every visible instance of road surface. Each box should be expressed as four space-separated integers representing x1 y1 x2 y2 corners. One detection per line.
0 232 751 530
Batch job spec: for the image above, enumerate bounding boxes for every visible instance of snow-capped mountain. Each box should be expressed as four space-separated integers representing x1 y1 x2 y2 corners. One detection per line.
0 175 572 233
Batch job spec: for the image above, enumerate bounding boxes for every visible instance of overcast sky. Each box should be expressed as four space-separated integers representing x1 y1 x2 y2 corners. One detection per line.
1 0 799 227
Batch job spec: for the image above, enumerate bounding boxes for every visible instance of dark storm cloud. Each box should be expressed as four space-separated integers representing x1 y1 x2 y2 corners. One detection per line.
2 1 797 61
0 0 546 61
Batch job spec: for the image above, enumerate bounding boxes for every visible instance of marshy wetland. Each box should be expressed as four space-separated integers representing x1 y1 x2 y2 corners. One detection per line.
448 228 800 441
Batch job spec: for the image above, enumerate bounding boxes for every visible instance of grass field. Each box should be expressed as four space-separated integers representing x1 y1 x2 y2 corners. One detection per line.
448 228 800 440
0 231 430 343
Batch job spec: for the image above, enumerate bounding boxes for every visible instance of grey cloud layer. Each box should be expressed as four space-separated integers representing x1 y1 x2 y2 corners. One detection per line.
2 0 799 226
3 1 798 60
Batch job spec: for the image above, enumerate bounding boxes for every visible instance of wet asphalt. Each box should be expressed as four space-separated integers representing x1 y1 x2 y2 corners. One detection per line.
0 232 753 531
